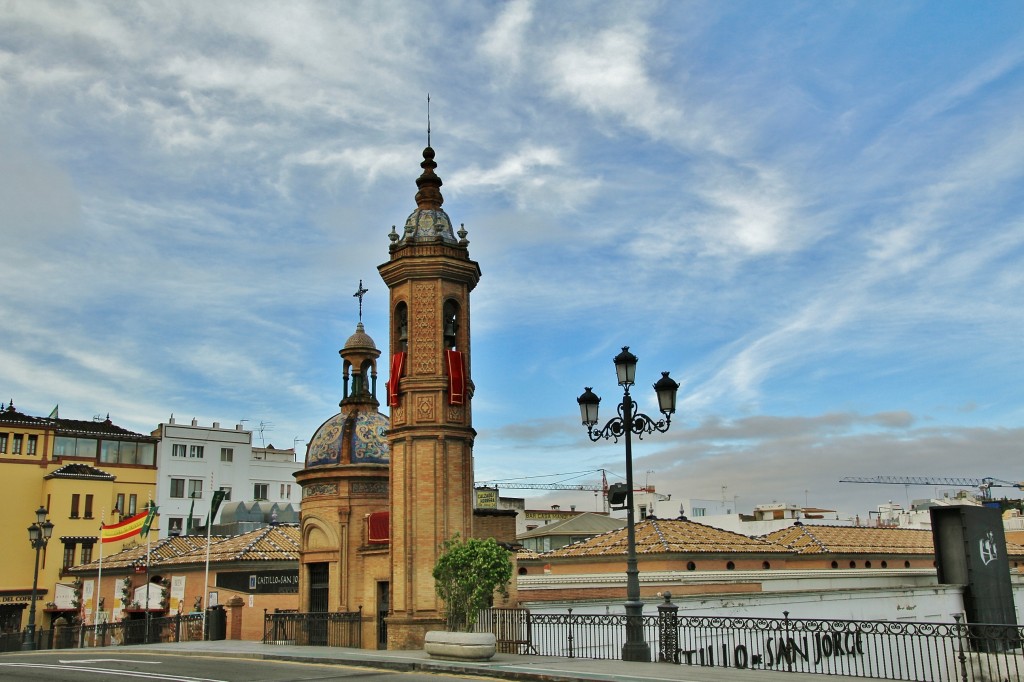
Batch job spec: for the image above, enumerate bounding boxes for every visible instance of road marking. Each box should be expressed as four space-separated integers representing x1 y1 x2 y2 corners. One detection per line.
0 662 226 682
57 655 160 659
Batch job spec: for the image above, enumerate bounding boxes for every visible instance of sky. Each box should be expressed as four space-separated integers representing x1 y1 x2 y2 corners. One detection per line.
2 1 1023 522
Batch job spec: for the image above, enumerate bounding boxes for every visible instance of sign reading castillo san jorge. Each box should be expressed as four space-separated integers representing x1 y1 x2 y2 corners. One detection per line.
216 570 298 594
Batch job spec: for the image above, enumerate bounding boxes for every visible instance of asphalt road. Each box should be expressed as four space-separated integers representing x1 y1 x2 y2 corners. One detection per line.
0 651 493 682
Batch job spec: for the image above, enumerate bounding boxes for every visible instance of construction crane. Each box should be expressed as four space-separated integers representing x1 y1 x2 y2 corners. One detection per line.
840 476 1024 500
476 470 610 512
476 470 672 514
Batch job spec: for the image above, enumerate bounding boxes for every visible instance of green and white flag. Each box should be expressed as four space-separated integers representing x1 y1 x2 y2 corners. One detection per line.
140 504 159 538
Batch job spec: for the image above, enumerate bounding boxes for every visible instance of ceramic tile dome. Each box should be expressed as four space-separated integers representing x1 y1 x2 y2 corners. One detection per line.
305 408 389 467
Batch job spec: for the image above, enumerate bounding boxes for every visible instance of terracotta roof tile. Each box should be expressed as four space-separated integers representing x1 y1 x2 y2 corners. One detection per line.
69 525 300 571
543 518 788 558
761 525 936 555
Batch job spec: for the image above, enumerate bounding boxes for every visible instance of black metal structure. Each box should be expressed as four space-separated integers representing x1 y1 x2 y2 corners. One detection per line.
21 506 54 651
262 610 362 648
577 346 680 662
476 606 1024 681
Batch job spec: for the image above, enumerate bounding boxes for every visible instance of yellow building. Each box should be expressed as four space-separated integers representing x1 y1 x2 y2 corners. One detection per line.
0 402 158 633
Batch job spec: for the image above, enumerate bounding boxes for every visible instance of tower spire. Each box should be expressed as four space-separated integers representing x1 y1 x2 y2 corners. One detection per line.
427 93 431 148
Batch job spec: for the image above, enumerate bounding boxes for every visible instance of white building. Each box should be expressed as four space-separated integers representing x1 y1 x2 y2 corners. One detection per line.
152 417 302 536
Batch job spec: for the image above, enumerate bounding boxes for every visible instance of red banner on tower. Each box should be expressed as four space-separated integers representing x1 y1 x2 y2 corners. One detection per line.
387 352 405 407
367 511 389 544
446 349 464 405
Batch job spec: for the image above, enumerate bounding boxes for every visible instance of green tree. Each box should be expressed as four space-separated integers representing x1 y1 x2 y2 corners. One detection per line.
433 535 513 632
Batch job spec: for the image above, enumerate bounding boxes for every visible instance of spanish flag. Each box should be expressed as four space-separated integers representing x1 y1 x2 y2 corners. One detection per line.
101 510 149 544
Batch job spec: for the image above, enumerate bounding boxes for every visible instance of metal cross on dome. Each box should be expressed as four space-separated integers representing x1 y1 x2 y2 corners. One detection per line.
353 280 369 322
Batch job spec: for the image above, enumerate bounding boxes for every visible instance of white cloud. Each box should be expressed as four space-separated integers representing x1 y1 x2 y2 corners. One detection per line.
449 146 600 212
479 0 534 79
547 23 684 141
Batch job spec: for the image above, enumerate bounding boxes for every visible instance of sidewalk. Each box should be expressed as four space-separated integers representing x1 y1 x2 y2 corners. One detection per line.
131 640 870 682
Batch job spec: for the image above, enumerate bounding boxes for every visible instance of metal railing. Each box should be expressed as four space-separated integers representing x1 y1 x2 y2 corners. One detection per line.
262 610 362 648
0 613 207 652
476 605 1024 682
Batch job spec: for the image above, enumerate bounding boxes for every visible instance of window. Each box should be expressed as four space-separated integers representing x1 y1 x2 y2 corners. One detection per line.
63 543 76 569
0 433 7 453
168 518 183 535
128 494 137 515
170 479 185 499
119 441 137 464
253 483 268 500
99 440 119 463
189 445 204 459
53 436 74 457
12 434 22 455
172 444 186 458
84 494 94 519
116 493 126 515
188 479 203 499
137 443 156 466
81 544 93 564
75 438 97 458
692 507 706 517
219 486 231 501
27 435 37 455
280 484 292 499
220 447 233 462
70 494 81 519
639 504 648 520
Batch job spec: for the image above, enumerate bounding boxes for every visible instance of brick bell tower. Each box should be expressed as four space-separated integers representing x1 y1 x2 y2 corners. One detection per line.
378 144 481 649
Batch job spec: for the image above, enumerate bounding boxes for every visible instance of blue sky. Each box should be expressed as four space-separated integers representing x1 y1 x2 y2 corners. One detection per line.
2 1 1022 520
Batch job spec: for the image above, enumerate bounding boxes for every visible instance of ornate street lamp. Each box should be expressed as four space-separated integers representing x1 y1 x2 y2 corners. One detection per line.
22 505 54 650
577 347 679 662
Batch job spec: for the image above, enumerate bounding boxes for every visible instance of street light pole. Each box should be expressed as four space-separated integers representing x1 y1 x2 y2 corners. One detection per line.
22 506 54 651
578 347 679 663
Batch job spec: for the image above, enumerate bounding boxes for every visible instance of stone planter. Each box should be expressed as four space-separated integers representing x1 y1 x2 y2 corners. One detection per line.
423 631 497 661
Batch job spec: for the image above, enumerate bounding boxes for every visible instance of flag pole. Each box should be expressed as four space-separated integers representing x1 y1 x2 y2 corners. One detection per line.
144 499 153 642
202 473 214 640
94 512 105 644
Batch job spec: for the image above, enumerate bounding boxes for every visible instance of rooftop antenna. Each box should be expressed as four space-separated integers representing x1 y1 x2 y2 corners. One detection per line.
427 93 431 147
353 279 368 322
257 420 274 447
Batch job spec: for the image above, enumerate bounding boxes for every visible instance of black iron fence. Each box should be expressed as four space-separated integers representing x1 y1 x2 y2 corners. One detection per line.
476 603 1024 682
262 610 362 648
0 613 207 653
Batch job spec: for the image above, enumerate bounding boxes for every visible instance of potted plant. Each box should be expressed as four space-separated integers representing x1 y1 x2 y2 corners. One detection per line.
119 576 132 610
424 535 512 660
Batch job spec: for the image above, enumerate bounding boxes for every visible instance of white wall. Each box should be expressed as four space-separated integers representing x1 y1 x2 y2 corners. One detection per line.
520 571 1024 624
153 419 302 536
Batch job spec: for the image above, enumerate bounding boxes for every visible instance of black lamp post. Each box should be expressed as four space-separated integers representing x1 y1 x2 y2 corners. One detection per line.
578 346 679 663
22 505 54 651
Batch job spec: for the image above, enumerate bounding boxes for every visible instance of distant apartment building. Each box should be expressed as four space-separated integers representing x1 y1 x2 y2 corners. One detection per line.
152 417 301 536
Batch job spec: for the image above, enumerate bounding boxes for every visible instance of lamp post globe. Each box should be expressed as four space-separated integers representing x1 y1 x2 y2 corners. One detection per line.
577 387 601 426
